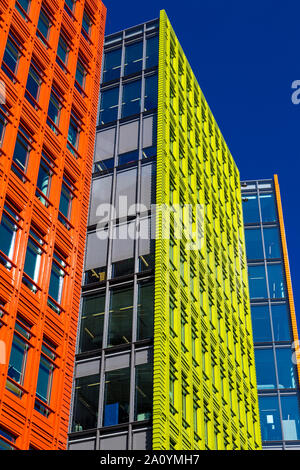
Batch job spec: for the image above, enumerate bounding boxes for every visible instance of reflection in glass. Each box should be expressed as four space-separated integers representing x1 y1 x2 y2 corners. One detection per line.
267 264 285 299
122 80 141 118
255 348 276 390
271 304 291 341
263 227 281 259
144 74 158 111
242 194 260 224
259 395 282 441
276 348 296 389
99 87 119 124
245 228 263 260
137 282 154 340
146 35 159 69
248 265 268 299
79 294 105 353
260 193 277 222
135 363 153 421
104 368 130 426
251 305 272 342
108 288 133 347
281 395 300 441
72 375 100 431
124 42 143 75
103 48 122 82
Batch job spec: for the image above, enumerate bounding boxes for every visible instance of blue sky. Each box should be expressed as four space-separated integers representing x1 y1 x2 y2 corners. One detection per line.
103 0 300 328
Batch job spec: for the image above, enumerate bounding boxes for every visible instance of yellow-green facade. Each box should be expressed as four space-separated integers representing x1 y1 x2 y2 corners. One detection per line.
153 10 262 450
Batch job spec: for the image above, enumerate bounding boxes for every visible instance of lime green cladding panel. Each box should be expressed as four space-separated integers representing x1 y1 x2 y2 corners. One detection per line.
153 10 262 450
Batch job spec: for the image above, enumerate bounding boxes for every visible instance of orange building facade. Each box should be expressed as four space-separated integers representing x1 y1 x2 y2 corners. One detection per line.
0 0 106 450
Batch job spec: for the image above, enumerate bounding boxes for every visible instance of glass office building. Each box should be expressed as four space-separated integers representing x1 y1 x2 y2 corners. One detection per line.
68 11 261 451
242 176 300 450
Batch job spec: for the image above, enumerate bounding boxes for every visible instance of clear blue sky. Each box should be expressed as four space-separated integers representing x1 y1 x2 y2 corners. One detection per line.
104 0 300 329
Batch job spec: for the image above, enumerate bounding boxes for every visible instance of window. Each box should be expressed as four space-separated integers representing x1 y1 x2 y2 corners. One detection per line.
115 167 137 219
242 194 260 224
248 265 268 299
47 88 62 132
144 74 158 111
37 8 51 44
0 203 19 267
58 175 74 226
12 126 32 178
82 10 92 38
260 193 277 222
108 287 133 347
6 316 31 397
281 395 300 441
48 251 66 311
135 363 153 421
146 35 159 69
2 34 21 79
258 395 282 441
245 228 263 260
0 107 7 146
169 362 177 409
35 339 56 416
276 348 296 389
254 348 276 390
122 80 141 118
267 264 285 299
16 0 31 17
102 48 122 83
72 374 99 431
263 227 281 259
57 34 69 68
124 41 143 76
271 304 291 341
79 294 105 353
65 0 75 14
75 58 87 90
137 281 154 340
103 368 130 426
251 305 272 342
99 87 119 124
84 230 108 284
0 427 16 450
23 228 43 290
67 112 81 154
25 61 42 106
111 221 135 277
118 120 139 165
36 152 53 206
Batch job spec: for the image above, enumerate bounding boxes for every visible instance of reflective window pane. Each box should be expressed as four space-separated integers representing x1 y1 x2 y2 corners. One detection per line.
146 35 159 69
267 264 285 299
137 282 154 340
242 194 260 224
245 228 263 260
251 305 272 342
0 213 17 260
79 294 105 353
124 41 143 76
144 74 157 111
259 395 282 441
271 304 291 341
122 80 141 118
7 334 27 385
260 193 277 223
103 48 122 83
108 288 133 347
72 374 100 431
99 87 119 125
104 368 130 426
263 227 281 259
276 348 297 389
281 395 300 441
248 265 268 299
36 355 53 403
255 348 276 390
135 363 153 421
